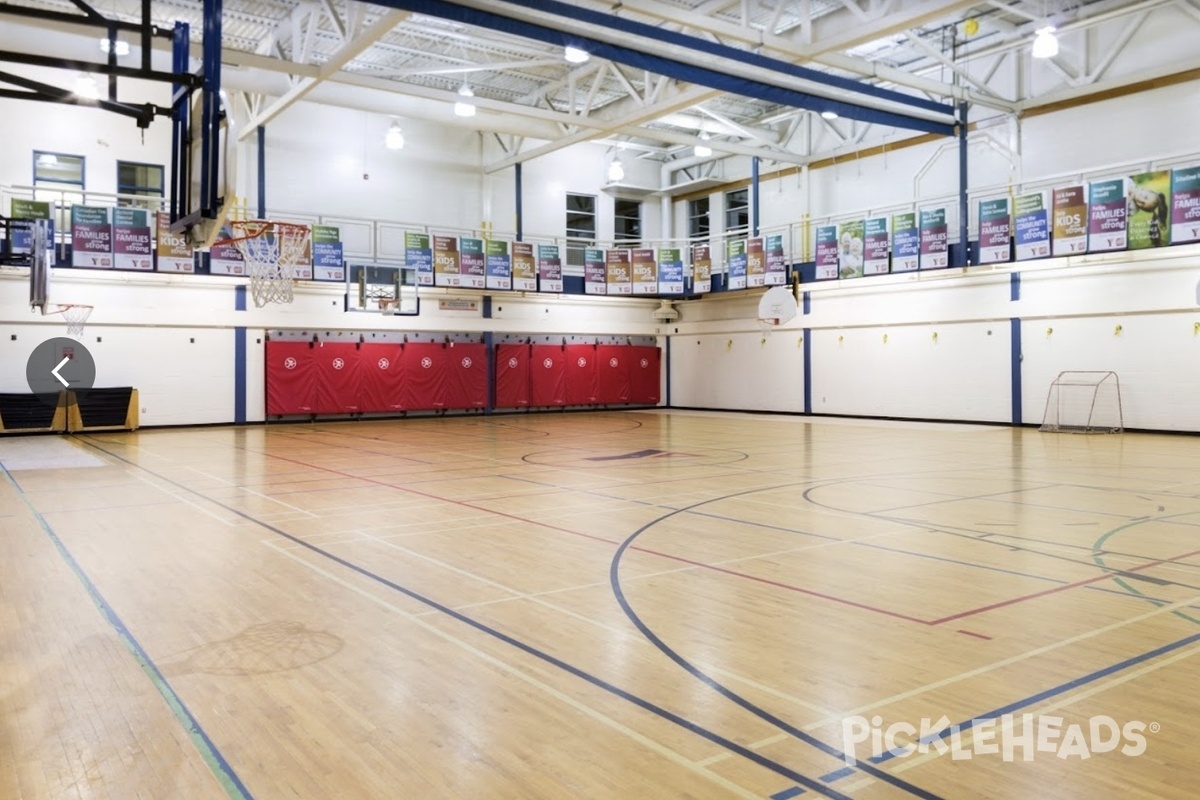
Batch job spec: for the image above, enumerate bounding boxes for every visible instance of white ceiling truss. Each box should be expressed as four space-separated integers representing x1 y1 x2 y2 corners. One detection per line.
2 0 1197 187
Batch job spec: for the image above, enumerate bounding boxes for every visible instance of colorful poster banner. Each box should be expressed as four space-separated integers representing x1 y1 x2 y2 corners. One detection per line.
1128 170 1172 249
70 205 112 269
657 248 684 295
406 232 433 286
692 244 712 294
863 217 889 275
815 225 839 280
606 248 631 295
891 213 919 273
155 212 194 273
459 237 485 289
727 239 748 289
311 225 344 282
433 235 460 287
1052 186 1087 256
111 207 152 271
584 247 607 295
838 219 865 279
632 248 657 295
919 208 949 270
1087 179 1128 253
537 243 563 292
12 199 54 257
1173 166 1200 245
209 226 245 275
978 198 1011 264
512 241 537 291
485 240 511 290
764 234 787 285
746 237 765 288
1014 192 1051 261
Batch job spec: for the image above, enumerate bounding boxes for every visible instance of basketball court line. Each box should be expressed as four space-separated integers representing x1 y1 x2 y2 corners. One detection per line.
77 438 859 800
0 461 252 800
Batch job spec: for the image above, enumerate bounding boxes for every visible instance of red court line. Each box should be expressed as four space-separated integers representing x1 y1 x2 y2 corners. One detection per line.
957 629 993 641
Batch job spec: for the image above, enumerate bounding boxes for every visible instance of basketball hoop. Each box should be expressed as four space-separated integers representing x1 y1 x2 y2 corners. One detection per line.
215 220 310 307
757 317 779 342
378 297 399 315
46 304 93 338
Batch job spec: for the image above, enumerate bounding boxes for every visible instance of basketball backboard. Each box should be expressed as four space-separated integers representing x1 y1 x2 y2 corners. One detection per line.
347 264 420 315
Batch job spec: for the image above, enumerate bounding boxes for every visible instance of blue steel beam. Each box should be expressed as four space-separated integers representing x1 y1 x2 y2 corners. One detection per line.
367 0 956 136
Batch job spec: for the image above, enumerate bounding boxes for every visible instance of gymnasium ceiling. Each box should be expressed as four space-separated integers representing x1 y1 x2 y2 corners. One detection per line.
2 0 1198 182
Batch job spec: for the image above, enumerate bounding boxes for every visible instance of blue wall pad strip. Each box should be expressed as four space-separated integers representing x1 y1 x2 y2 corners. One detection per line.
1010 271 1021 301
803 328 812 414
1010 318 1021 426
234 326 247 424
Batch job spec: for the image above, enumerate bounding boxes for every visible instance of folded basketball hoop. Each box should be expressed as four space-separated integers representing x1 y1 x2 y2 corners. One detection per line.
218 220 310 307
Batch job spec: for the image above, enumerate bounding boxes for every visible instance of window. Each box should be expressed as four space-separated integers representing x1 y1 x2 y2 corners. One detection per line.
614 199 641 243
116 161 165 209
565 192 596 267
33 151 85 187
32 151 86 247
725 188 749 231
688 197 710 239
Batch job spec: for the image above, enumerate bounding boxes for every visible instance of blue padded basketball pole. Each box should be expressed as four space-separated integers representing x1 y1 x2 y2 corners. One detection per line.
368 0 955 136
956 101 969 268
751 157 760 238
257 126 267 219
515 162 524 241
199 0 223 222
169 21 189 225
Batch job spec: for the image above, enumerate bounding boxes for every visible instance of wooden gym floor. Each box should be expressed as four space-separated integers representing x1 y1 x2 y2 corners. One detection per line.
2 410 1198 799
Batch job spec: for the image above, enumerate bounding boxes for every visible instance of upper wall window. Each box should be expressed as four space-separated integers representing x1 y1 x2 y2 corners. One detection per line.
725 188 749 231
116 161 165 208
566 192 596 267
688 197 710 239
614 198 641 243
33 151 85 187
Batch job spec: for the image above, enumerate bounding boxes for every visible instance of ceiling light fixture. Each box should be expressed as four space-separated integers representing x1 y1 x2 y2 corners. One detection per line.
99 37 130 56
821 110 839 120
564 46 589 64
693 133 712 158
454 83 476 117
607 157 625 182
74 74 101 100
385 121 405 150
1031 25 1058 58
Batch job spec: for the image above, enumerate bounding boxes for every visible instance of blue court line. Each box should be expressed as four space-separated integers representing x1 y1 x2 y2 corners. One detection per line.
80 440 856 800
0 461 253 800
771 787 807 799
608 488 946 800
819 767 855 782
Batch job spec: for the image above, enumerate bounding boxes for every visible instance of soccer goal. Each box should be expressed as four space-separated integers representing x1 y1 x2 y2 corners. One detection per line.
1039 371 1123 433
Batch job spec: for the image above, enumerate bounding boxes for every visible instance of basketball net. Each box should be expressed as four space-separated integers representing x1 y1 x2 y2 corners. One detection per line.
45 304 93 338
225 220 310 307
757 317 778 343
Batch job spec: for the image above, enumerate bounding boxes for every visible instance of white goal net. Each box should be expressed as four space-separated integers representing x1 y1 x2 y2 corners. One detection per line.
1039 371 1123 434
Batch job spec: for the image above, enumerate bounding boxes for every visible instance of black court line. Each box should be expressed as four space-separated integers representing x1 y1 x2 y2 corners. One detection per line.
78 437 858 800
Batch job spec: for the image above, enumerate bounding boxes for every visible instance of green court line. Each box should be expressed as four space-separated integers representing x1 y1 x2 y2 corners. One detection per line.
1092 510 1200 627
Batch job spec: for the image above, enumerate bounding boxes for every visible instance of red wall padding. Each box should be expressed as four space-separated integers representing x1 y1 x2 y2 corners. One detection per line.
495 344 531 408
530 344 568 407
267 339 657 415
564 344 600 406
595 344 632 405
629 345 661 405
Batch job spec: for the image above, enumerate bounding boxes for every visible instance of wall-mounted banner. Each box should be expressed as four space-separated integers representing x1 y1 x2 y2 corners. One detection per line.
815 225 839 280
764 234 787 285
512 241 537 291
584 247 607 295
727 239 748 289
209 226 245 275
891 213 919 273
692 244 712 293
606 248 631 295
977 198 1011 264
1014 192 1050 261
537 243 563 292
155 212 194 273
433 235 460 287
863 217 889 275
459 237 486 289
406 232 433 285
1173 166 1200 245
311 225 344 282
1052 186 1087 256
70 205 112 269
657 248 684 295
111 207 153 271
10 198 54 256
1128 170 1172 249
485 240 511 290
1087 179 1128 253
919 208 948 270
838 219 865 278
632 248 658 295
746 237 766 287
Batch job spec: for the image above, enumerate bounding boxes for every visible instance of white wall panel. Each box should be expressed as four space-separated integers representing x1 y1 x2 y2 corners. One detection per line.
671 330 805 412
